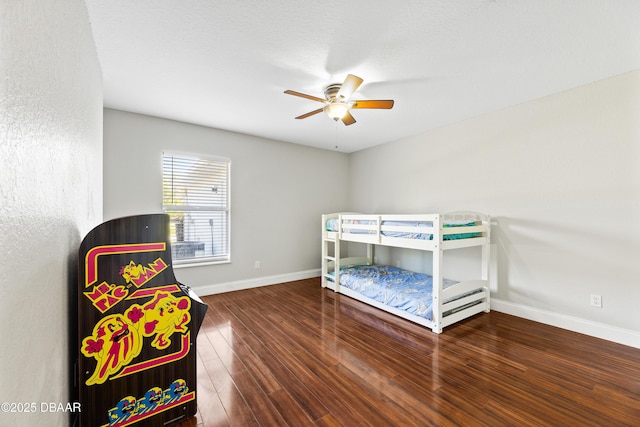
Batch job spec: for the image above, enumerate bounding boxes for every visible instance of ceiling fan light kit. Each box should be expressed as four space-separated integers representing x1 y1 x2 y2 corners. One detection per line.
324 102 349 120
284 74 394 126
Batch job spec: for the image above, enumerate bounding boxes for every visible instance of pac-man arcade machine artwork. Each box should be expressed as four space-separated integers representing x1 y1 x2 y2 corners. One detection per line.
76 214 207 427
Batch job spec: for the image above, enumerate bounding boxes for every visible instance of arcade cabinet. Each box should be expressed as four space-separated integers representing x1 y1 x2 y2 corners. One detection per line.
75 214 207 426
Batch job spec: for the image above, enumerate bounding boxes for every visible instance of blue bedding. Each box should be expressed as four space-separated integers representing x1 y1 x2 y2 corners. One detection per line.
325 218 479 240
329 264 457 321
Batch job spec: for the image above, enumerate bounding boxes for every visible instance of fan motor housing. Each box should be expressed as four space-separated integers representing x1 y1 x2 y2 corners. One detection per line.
324 83 342 100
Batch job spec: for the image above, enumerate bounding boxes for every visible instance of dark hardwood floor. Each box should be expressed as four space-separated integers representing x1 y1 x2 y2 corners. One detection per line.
176 278 640 426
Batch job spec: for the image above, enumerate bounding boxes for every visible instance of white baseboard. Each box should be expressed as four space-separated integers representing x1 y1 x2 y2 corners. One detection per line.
491 298 640 349
192 268 321 296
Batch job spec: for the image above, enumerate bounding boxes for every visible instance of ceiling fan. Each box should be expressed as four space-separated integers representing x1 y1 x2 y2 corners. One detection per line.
284 74 394 126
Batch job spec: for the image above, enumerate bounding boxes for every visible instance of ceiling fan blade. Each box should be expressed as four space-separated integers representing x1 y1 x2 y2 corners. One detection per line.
295 108 323 120
341 111 356 126
284 90 326 103
351 100 394 109
337 74 363 100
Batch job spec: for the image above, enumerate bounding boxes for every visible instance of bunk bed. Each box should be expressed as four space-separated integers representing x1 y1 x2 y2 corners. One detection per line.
321 212 491 333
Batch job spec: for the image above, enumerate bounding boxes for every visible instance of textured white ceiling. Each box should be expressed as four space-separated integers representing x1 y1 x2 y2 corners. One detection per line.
86 0 640 152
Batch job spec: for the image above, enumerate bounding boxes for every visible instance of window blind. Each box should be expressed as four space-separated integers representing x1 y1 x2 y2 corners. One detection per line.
162 153 230 263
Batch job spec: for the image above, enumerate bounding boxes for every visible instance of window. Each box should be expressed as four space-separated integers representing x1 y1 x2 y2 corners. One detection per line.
162 152 230 265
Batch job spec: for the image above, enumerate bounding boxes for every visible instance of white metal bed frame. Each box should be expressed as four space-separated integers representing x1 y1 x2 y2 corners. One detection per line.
321 212 491 333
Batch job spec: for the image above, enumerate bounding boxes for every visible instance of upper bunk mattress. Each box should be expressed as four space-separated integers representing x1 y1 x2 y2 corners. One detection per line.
325 218 480 240
329 264 457 321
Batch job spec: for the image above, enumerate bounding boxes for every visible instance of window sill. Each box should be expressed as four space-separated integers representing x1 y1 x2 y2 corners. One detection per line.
172 258 230 269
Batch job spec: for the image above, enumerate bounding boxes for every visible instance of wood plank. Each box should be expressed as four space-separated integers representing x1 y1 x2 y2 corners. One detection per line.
267 388 315 427
227 369 288 427
192 356 230 427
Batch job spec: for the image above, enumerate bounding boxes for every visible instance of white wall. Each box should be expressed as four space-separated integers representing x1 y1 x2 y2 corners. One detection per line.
349 70 640 347
103 109 350 293
0 1 103 426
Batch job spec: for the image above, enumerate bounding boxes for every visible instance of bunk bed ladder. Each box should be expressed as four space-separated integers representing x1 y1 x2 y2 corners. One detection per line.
321 215 339 291
321 237 331 288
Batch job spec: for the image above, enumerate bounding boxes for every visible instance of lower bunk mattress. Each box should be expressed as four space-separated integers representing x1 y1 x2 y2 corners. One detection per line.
328 264 462 321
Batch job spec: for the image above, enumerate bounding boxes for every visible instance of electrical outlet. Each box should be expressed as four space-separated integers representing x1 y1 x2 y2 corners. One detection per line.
590 294 602 308
254 261 260 269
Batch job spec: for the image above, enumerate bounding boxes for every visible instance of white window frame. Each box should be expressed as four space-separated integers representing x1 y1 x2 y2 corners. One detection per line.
162 151 231 267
